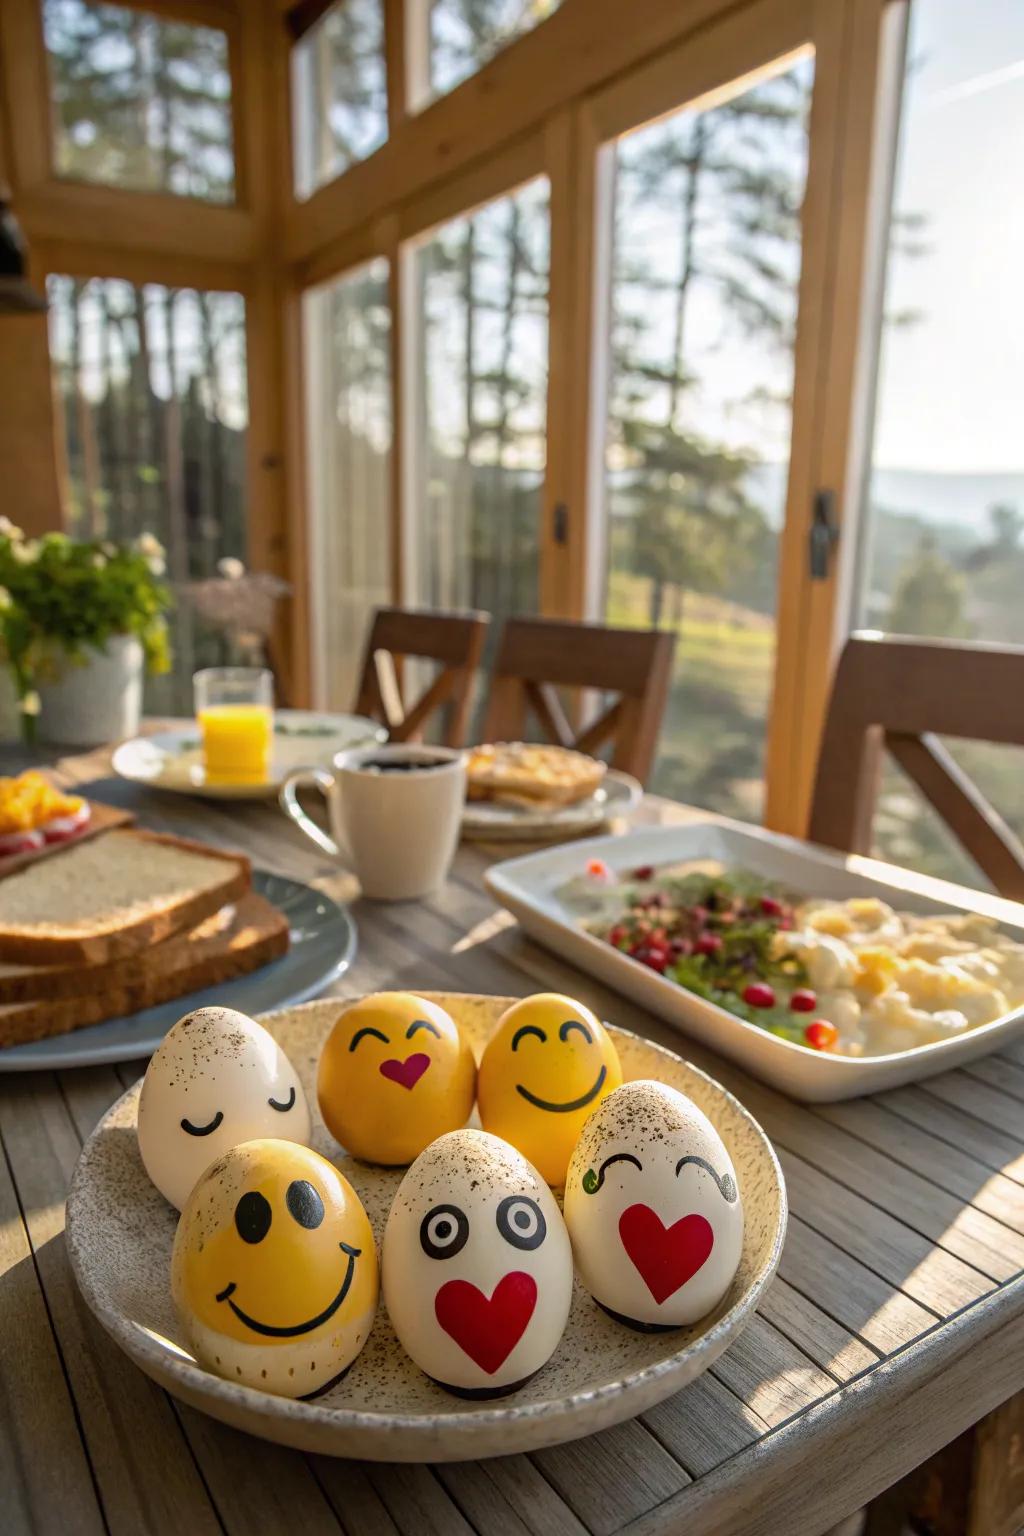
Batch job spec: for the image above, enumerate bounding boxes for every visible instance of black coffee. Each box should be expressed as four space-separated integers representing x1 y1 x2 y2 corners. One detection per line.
359 758 451 773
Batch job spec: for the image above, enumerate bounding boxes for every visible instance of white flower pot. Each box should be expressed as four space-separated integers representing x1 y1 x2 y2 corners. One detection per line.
38 635 144 747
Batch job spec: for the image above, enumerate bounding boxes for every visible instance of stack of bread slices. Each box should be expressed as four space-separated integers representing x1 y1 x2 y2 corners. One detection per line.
0 827 288 1048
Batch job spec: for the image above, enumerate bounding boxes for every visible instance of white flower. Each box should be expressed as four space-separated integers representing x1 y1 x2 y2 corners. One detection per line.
19 691 40 716
135 532 165 559
0 517 24 540
91 552 107 569
0 586 11 612
10 539 39 565
101 541 117 558
217 556 245 580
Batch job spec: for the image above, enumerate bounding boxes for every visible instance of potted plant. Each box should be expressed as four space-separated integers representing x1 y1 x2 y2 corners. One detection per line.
0 522 172 746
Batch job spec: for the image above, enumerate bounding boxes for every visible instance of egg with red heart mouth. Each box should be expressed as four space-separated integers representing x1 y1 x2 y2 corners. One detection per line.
382 1129 573 1396
564 1080 743 1329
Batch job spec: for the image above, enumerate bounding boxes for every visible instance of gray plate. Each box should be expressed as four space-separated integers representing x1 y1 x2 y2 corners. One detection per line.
0 871 355 1072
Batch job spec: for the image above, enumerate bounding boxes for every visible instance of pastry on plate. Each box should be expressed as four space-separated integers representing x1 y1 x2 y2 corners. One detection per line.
465 742 606 809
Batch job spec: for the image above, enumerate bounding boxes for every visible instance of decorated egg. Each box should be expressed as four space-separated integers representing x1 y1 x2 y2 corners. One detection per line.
317 992 475 1165
564 1080 743 1329
477 993 622 1184
138 1006 312 1210
382 1129 572 1396
171 1139 378 1399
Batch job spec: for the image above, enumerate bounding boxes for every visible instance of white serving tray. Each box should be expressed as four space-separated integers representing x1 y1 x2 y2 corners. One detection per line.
485 817 1024 1101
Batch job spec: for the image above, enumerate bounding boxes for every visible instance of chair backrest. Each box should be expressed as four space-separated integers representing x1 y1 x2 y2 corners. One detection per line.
481 617 675 784
353 607 489 748
809 633 1024 898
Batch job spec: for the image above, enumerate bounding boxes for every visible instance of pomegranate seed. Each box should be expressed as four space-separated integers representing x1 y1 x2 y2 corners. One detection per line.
634 943 669 973
608 925 626 947
669 937 692 957
760 896 784 917
789 988 817 1013
805 1019 839 1051
742 982 776 1009
632 864 655 881
695 933 724 956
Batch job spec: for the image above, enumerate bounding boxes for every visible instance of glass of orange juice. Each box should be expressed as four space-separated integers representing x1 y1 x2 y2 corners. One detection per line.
194 667 274 786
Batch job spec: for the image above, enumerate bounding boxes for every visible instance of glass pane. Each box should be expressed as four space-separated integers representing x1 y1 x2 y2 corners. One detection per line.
853 0 1024 883
47 276 249 713
409 177 549 630
857 0 1024 643
43 0 234 201
603 56 814 819
292 0 388 200
303 260 392 709
426 0 562 102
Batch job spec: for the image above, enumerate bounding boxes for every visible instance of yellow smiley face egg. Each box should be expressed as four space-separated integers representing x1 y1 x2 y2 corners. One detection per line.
477 993 623 1185
317 993 476 1165
171 1139 378 1399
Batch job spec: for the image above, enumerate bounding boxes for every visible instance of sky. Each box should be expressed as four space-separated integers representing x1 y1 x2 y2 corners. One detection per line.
873 0 1024 475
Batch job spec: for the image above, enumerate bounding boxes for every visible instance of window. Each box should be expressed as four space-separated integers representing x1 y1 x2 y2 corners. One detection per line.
304 260 392 709
420 0 563 104
292 0 388 200
601 56 814 819
854 0 1024 881
43 0 234 201
47 276 248 713
406 178 549 627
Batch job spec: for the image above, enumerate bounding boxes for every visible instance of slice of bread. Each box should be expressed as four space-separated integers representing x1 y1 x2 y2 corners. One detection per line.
0 799 135 880
0 891 289 1049
0 829 251 966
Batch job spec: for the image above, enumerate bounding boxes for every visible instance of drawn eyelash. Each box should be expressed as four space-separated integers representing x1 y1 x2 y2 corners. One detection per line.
181 1110 223 1137
675 1155 738 1203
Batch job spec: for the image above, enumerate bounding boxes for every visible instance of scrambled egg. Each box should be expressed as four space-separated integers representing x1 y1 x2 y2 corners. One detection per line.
779 898 1023 1057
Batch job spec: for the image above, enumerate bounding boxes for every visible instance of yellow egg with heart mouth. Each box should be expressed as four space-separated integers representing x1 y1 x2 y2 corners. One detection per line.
171 1139 378 1399
477 993 623 1185
317 992 476 1165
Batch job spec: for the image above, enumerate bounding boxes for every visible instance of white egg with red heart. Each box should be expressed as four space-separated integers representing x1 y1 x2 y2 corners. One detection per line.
564 1079 743 1329
382 1129 573 1396
138 1006 312 1211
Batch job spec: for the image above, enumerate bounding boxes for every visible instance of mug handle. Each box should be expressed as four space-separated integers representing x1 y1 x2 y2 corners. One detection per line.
279 768 345 859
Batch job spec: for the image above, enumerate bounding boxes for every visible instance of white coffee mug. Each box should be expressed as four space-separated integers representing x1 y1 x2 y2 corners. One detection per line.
280 743 466 900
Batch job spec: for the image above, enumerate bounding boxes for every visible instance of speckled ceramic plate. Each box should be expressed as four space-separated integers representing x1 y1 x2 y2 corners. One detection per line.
66 995 786 1461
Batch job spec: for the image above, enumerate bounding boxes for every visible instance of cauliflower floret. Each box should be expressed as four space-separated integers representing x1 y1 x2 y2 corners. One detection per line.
814 989 862 1038
782 929 860 990
900 957 1006 1025
908 912 999 946
862 991 971 1053
898 931 975 962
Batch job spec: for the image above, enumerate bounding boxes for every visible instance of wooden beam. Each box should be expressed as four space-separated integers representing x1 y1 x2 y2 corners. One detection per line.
16 182 257 263
284 0 783 263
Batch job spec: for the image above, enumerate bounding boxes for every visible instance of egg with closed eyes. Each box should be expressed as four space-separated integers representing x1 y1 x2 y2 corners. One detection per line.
138 1007 312 1210
564 1080 743 1329
382 1129 573 1396
317 992 475 1165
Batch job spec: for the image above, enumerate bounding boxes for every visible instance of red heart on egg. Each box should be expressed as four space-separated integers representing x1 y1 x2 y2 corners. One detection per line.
379 1053 430 1090
618 1204 715 1303
434 1272 537 1373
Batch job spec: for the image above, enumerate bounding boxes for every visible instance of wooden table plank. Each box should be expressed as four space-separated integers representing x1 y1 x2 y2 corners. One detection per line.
963 1053 1024 1102
641 1372 767 1478
921 1071 1024 1141
532 1418 690 1536
878 1083 1024 1185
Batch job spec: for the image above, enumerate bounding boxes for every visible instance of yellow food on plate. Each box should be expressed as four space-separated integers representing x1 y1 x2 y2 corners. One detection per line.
477 992 622 1185
0 770 86 836
317 992 476 1165
171 1139 378 1399
465 743 606 809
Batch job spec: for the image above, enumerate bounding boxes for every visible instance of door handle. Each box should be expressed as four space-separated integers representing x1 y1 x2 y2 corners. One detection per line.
809 489 839 580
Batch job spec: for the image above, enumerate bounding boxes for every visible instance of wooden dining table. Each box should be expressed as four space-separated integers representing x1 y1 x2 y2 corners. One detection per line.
2 737 1023 1536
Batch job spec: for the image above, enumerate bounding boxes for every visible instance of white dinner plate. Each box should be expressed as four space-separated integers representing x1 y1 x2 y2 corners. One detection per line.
112 711 386 800
461 769 642 840
485 817 1024 1102
66 994 785 1461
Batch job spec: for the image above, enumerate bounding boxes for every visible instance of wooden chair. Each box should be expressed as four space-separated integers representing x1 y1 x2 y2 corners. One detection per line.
809 633 1024 899
481 617 675 784
353 606 489 748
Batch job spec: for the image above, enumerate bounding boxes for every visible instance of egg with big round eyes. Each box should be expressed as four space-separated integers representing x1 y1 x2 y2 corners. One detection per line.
564 1080 743 1329
382 1129 573 1396
171 1139 378 1399
477 993 623 1185
138 1007 312 1211
317 992 476 1165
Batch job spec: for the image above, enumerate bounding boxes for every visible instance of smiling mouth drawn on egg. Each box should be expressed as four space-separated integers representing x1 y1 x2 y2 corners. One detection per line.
214 1241 361 1337
516 1065 607 1114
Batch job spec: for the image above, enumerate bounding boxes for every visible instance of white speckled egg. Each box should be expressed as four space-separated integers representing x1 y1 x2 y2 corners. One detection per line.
382 1129 572 1396
138 1006 312 1210
564 1080 743 1329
